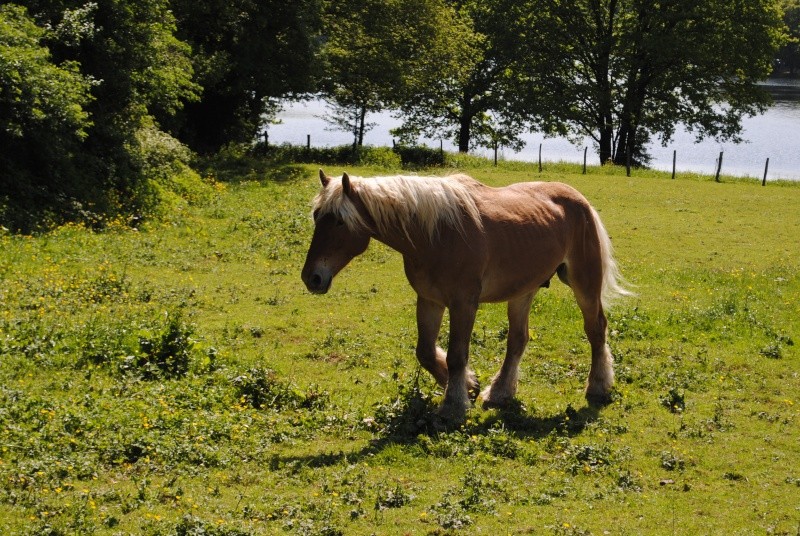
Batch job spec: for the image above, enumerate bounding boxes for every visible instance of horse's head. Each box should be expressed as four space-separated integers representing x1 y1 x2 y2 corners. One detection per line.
301 170 372 294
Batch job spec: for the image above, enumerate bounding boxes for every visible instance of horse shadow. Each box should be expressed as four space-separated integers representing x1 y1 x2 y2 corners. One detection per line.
473 401 600 439
269 396 601 471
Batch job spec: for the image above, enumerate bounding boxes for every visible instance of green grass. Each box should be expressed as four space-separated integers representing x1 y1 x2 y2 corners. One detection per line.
1 160 798 535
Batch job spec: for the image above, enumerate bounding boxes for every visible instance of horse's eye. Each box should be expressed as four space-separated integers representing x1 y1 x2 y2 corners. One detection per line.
335 217 345 227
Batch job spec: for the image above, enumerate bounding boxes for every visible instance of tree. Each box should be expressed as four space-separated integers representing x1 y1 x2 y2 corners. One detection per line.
6 0 200 228
170 0 323 153
318 0 479 151
0 4 92 228
776 0 800 75
318 0 389 149
391 0 530 153
520 0 788 165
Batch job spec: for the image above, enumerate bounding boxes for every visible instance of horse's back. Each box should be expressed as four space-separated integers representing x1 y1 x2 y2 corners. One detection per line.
474 180 591 226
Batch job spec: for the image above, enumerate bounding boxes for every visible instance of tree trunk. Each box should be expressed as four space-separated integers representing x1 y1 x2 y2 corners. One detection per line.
456 89 474 153
612 123 630 166
599 124 614 165
455 117 469 153
357 106 367 147
594 0 617 165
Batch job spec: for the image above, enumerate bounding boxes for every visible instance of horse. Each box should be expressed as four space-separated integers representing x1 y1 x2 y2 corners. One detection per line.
301 169 630 421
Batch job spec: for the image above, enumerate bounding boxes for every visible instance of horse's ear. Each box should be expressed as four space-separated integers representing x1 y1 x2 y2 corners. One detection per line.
342 172 354 198
319 169 330 187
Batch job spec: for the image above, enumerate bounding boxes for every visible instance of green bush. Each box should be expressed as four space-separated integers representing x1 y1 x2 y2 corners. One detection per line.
0 4 93 232
393 145 446 168
355 146 402 169
132 125 215 218
249 142 446 171
122 312 195 380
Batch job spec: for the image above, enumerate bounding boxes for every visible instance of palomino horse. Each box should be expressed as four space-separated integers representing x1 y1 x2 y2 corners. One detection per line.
302 170 629 420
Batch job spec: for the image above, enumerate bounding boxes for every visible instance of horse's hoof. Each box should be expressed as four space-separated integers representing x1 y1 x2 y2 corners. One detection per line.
479 384 518 410
435 403 468 426
481 397 512 410
585 390 613 407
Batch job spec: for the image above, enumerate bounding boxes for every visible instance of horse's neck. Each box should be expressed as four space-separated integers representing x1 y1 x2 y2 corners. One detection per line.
371 225 424 257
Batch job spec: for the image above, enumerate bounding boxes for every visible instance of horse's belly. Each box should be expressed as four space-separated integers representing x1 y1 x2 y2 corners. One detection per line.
479 269 553 302
478 235 566 302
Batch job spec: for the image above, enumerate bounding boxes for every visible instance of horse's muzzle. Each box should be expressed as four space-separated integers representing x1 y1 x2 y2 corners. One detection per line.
303 267 332 294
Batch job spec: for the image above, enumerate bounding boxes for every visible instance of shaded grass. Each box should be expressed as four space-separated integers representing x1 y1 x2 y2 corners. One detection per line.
0 160 798 534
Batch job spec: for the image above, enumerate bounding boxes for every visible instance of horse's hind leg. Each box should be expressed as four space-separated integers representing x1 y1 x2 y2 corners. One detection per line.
581 301 613 405
573 284 614 405
481 292 536 409
566 268 614 405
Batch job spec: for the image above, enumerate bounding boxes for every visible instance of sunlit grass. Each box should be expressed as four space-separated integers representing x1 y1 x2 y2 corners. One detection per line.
0 161 798 534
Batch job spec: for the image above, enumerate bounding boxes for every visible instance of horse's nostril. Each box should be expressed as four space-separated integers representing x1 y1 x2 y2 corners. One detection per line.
311 274 322 288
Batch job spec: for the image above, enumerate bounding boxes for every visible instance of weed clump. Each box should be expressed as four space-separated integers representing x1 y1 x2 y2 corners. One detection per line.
660 388 686 413
122 311 195 379
232 367 328 410
172 514 250 536
371 375 437 439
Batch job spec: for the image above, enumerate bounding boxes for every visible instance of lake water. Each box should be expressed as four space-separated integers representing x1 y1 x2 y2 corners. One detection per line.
267 80 800 181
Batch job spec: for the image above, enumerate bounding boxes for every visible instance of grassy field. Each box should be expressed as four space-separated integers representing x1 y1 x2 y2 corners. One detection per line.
1 160 798 535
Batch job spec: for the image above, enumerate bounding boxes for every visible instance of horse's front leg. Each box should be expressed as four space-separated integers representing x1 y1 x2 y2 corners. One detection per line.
415 296 448 387
481 291 536 409
439 298 479 421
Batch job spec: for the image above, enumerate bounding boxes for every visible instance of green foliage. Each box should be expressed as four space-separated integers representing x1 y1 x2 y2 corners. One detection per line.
128 312 195 380
392 145 446 168
232 367 328 411
517 0 788 164
776 0 800 74
0 4 93 230
388 0 507 153
0 0 201 232
170 0 322 153
131 124 215 217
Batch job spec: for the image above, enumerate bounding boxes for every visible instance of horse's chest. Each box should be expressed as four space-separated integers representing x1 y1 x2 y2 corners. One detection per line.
402 254 480 304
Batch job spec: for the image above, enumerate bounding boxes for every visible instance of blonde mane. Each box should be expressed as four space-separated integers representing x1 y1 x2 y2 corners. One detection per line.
313 174 483 240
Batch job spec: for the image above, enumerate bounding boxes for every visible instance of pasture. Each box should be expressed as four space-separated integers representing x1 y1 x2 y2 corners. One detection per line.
0 161 798 535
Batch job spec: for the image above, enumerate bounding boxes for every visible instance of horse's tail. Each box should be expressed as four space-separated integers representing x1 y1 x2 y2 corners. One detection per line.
589 207 633 308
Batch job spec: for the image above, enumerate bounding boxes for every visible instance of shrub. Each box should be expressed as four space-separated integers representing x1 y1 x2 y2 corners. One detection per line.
393 145 446 168
355 146 402 168
121 311 195 379
133 125 214 218
232 367 328 410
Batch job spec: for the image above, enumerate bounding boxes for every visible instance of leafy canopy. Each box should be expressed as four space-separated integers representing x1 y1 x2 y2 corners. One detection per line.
517 0 788 164
0 4 93 228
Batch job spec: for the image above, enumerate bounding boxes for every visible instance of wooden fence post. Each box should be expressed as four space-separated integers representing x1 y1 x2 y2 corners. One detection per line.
672 150 676 180
583 147 588 174
538 143 542 173
762 158 769 186
714 151 723 182
306 134 311 150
